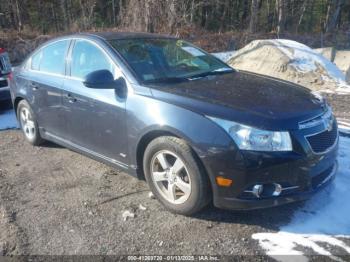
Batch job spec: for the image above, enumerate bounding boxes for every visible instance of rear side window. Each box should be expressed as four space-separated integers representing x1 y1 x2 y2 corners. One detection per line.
70 40 114 79
32 40 69 75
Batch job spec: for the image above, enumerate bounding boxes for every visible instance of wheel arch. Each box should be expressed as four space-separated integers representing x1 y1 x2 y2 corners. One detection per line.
135 128 209 186
14 96 25 116
136 129 178 180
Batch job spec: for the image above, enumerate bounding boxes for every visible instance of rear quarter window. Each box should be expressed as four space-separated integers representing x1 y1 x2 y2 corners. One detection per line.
40 40 69 75
31 40 70 75
31 51 42 71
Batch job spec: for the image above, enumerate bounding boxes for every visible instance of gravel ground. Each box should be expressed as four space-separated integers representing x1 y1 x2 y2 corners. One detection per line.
0 94 349 259
0 130 302 257
324 93 350 121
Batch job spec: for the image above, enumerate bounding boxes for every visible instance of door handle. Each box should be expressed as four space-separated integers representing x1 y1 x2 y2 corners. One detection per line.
66 93 77 103
30 82 39 90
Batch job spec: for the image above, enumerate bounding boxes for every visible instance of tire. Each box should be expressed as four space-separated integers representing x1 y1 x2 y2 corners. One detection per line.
17 100 44 146
143 136 210 215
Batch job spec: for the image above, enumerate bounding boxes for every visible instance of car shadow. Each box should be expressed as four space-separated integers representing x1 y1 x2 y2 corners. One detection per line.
40 141 64 149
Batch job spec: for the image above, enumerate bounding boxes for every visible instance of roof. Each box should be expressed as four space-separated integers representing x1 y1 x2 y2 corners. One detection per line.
79 31 177 41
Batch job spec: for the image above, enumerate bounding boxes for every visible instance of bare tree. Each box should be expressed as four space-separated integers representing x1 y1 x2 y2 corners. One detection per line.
78 0 96 30
324 0 344 62
249 0 259 33
10 0 22 32
111 0 116 26
144 0 154 32
275 0 286 36
296 0 308 33
60 0 68 31
168 0 177 34
324 0 344 33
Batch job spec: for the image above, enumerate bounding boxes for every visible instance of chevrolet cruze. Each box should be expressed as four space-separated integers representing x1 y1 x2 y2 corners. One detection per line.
9 32 339 215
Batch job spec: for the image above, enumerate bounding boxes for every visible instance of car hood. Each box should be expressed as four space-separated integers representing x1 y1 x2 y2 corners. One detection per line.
147 71 328 130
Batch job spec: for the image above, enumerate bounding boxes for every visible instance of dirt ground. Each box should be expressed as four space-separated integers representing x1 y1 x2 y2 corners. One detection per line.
0 94 349 258
324 93 350 121
0 129 303 257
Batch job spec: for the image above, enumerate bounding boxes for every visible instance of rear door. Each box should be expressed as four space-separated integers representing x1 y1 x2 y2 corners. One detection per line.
19 40 70 137
62 39 128 165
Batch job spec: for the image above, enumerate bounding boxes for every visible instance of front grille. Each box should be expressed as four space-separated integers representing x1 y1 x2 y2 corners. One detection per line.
306 121 338 153
299 108 332 129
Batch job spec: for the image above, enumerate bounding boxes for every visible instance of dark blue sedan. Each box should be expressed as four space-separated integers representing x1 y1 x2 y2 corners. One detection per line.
9 32 338 215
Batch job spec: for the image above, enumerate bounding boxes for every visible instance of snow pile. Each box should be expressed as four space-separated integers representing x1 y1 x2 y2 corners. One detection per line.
212 51 236 62
0 110 18 130
315 48 350 75
227 39 350 93
252 136 350 261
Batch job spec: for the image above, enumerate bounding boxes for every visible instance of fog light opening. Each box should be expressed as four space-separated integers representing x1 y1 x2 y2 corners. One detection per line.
252 184 264 198
272 183 282 196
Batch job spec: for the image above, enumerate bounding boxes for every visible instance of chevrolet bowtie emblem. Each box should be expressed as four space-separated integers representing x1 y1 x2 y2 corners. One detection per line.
324 117 333 131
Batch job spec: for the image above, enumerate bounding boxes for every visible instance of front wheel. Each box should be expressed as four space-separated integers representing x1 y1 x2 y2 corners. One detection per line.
143 136 210 215
17 100 44 146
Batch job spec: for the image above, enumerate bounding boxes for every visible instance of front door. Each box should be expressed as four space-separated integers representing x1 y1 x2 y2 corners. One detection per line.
62 39 128 166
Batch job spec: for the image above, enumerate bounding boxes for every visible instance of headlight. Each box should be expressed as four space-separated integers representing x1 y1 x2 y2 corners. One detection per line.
208 117 292 151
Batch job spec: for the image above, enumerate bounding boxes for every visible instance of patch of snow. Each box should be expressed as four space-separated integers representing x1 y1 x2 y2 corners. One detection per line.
122 210 135 221
212 51 236 62
338 119 350 135
148 192 155 199
335 86 350 95
139 204 147 211
0 109 18 130
252 136 350 260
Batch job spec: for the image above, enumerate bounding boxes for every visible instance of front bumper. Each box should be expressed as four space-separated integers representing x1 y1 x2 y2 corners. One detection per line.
213 161 337 210
203 125 339 210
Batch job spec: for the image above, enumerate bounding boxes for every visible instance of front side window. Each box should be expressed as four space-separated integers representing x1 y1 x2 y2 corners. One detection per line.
39 40 69 75
71 40 114 79
108 38 233 83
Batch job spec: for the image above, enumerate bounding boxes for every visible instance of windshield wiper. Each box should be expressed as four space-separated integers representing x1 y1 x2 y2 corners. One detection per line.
143 76 189 84
143 68 234 84
187 68 234 80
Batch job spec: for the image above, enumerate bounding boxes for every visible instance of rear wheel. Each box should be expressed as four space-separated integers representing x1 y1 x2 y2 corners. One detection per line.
17 100 43 146
143 136 210 215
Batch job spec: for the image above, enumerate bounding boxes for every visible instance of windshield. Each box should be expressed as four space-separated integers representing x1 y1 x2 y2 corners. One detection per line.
108 38 233 83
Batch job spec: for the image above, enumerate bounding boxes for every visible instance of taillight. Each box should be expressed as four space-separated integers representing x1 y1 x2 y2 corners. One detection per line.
0 48 5 54
8 72 13 81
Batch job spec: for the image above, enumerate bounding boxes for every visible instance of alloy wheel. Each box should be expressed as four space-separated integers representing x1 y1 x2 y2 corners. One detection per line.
150 150 192 204
19 107 36 140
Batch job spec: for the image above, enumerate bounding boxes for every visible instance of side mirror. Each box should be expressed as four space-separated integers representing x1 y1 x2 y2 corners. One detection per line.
83 70 118 89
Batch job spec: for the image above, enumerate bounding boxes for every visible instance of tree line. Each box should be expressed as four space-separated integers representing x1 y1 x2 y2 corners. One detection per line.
0 0 349 38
